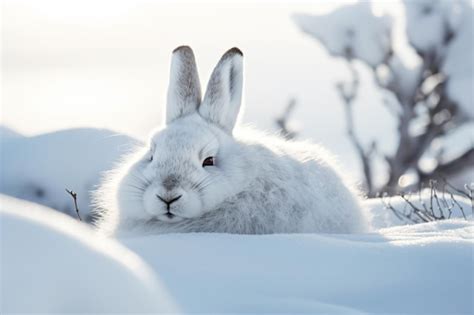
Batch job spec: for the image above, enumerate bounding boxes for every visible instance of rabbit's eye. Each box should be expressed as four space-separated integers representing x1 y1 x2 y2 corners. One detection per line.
148 147 155 162
202 156 214 167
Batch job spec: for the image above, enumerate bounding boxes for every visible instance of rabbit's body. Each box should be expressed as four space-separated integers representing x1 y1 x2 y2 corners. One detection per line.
94 47 368 236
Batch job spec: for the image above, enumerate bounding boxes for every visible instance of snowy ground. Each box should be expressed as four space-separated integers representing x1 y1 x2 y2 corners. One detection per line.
1 194 472 314
0 195 176 313
126 221 473 314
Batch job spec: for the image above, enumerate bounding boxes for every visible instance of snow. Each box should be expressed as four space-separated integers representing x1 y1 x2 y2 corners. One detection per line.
1 3 473 308
0 195 177 313
293 2 393 68
123 219 473 314
385 54 421 104
0 128 139 220
1 192 473 313
365 189 473 229
442 3 474 119
294 1 472 120
403 0 451 56
404 0 473 118
0 126 23 143
292 1 473 192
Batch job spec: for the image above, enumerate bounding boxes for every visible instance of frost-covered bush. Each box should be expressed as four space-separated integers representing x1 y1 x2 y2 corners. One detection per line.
294 0 473 196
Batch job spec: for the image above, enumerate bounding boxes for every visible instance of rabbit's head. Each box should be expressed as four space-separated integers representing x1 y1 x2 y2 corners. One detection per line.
119 46 249 223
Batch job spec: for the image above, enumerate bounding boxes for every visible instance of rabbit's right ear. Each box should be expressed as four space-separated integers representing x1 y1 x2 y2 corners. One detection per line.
165 46 202 124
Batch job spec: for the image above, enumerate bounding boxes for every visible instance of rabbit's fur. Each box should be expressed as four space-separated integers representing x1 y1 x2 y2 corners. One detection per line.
94 46 368 236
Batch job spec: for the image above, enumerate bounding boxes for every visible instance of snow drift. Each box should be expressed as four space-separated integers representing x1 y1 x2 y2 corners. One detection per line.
1 193 472 313
0 195 177 313
124 219 473 314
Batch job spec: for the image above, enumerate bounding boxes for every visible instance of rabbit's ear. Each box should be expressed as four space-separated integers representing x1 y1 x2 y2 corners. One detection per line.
166 46 202 124
200 48 243 133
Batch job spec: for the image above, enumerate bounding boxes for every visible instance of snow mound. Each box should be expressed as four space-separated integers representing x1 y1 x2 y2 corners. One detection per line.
0 195 177 313
1 194 471 313
0 127 140 220
0 126 23 143
293 2 392 67
124 219 473 314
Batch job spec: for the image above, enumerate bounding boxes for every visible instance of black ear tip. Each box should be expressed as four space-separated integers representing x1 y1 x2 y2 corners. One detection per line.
220 47 243 62
228 47 243 56
173 45 193 54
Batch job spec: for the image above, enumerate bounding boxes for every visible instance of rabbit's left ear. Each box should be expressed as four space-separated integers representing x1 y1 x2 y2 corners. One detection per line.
200 48 243 133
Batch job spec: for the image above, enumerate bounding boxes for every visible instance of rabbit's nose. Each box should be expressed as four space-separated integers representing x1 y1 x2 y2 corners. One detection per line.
162 176 179 191
156 194 182 208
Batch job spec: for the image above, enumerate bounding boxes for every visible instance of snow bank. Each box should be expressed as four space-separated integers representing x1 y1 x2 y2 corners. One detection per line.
1 194 472 313
124 219 473 314
0 195 177 313
0 126 23 143
0 128 139 220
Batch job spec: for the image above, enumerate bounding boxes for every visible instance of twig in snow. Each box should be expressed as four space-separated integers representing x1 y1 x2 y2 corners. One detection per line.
382 179 472 223
65 189 82 221
381 192 415 223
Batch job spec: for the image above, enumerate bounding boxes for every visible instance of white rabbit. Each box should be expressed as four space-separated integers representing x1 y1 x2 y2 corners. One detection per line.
94 46 368 236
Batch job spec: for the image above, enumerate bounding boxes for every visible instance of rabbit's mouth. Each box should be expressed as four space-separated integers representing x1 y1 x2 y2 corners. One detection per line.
157 212 185 222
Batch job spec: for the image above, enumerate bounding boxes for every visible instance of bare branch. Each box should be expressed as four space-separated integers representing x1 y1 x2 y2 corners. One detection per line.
276 98 298 140
400 193 432 222
294 4 472 197
441 177 472 201
337 61 376 196
431 181 445 219
381 193 416 223
383 179 472 223
65 189 82 221
449 191 467 220
465 184 474 215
